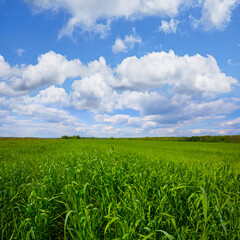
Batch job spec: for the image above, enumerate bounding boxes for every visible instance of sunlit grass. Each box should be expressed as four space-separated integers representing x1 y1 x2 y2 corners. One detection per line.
0 139 240 239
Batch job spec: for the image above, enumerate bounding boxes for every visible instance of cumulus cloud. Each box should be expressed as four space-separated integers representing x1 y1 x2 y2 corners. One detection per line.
0 51 83 96
34 86 69 105
0 55 11 78
0 56 11 78
0 82 28 96
13 51 82 91
0 55 21 80
112 38 127 53
115 50 238 94
112 30 142 53
1 50 239 136
1 50 239 115
196 0 240 30
71 73 118 112
79 56 115 84
63 56 117 112
0 52 117 111
159 18 179 33
1 50 238 99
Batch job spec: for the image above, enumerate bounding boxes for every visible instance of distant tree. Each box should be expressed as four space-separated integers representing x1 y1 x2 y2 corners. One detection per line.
61 135 69 139
72 135 80 139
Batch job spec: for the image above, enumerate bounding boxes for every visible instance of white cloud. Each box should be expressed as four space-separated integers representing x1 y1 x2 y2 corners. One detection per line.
180 98 239 121
13 51 83 91
0 110 14 127
1 50 239 137
159 18 179 33
23 0 239 36
149 127 181 136
34 86 69 105
0 94 74 124
16 48 25 57
76 124 121 136
186 128 228 135
0 51 83 95
115 50 238 94
57 56 117 112
0 52 116 100
71 73 117 112
96 97 239 128
95 114 144 128
125 34 142 45
1 95 239 137
112 30 142 53
0 82 28 96
196 0 240 30
0 55 21 80
80 56 114 82
0 55 11 78
0 118 83 138
227 58 240 66
116 91 182 114
24 0 187 37
10 103 76 124
221 117 240 128
1 50 238 106
0 110 9 117
112 38 127 53
92 97 240 136
95 114 130 124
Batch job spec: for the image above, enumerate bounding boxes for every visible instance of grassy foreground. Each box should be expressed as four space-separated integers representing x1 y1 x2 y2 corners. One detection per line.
0 139 240 239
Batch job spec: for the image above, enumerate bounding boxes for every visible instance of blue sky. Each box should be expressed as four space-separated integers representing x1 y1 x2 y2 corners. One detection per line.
0 0 240 137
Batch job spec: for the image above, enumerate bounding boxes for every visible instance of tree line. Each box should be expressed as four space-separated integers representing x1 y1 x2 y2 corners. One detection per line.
140 135 240 143
61 135 240 143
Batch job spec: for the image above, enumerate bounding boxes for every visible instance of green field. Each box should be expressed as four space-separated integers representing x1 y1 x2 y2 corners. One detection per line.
0 139 240 239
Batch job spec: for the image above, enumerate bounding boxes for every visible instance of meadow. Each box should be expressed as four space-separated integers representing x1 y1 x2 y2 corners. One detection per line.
0 138 239 239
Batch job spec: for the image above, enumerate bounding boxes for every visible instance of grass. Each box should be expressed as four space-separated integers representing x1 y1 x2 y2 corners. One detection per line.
0 139 240 239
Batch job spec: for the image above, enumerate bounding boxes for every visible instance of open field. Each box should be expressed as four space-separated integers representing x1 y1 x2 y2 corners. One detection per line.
0 139 240 239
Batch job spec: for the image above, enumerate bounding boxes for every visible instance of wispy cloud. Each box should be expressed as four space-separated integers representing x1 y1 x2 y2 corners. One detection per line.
159 19 179 34
193 0 240 31
112 29 141 53
228 59 240 66
16 48 25 57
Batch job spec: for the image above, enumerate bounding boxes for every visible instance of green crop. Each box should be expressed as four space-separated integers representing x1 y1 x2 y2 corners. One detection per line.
0 139 239 239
